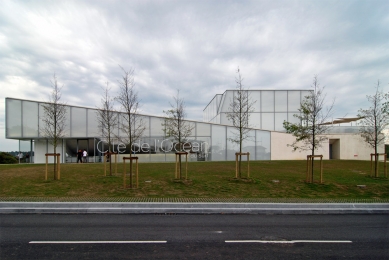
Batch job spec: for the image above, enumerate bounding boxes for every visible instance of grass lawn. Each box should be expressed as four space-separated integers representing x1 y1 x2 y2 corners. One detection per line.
0 160 388 202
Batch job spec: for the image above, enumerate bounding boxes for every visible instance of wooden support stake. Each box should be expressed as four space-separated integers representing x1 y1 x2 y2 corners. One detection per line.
185 153 188 180
370 153 387 178
175 152 188 180
104 153 107 176
57 154 61 180
247 153 250 178
114 153 117 175
306 155 323 183
45 155 48 181
175 153 178 179
306 155 310 183
123 157 139 188
235 152 250 179
320 155 323 184
136 158 139 188
44 153 60 181
235 154 238 179
123 159 126 188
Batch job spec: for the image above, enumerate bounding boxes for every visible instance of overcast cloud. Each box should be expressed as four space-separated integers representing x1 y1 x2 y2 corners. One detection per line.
1 0 388 151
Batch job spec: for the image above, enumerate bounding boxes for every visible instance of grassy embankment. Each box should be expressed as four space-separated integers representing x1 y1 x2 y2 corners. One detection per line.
0 160 388 201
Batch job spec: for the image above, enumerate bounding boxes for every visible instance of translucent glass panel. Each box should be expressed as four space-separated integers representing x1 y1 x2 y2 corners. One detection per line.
150 117 165 137
250 113 261 129
219 112 230 126
203 94 222 122
287 91 301 112
220 91 233 112
288 112 300 125
261 113 274 131
63 106 71 137
87 109 100 137
227 128 256 160
211 125 226 161
22 101 38 137
212 114 220 124
116 113 148 141
192 136 211 161
140 115 150 139
256 130 271 160
6 99 22 137
301 91 311 100
275 113 288 131
242 129 256 154
227 127 239 160
117 113 127 138
38 103 45 137
71 107 87 137
250 91 261 112
261 91 274 112
196 122 210 136
37 103 70 138
275 91 287 112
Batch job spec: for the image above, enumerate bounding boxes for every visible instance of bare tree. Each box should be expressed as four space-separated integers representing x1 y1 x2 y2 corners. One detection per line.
357 81 389 177
163 90 194 179
41 73 67 180
283 76 334 182
226 68 256 178
96 82 118 176
116 66 146 187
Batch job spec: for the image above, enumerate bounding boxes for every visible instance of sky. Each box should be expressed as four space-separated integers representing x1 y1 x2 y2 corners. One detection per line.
0 0 388 151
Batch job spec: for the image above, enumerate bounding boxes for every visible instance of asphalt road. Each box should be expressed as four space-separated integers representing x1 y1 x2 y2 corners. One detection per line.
1 214 388 259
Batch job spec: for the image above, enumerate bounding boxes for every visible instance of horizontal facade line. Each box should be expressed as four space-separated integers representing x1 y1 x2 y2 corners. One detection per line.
225 240 352 244
29 241 167 244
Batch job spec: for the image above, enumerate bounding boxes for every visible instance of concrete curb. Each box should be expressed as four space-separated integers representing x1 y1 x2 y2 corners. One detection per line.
1 202 388 214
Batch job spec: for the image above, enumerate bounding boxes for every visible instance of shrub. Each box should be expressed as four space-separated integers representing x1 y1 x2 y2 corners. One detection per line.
0 152 18 164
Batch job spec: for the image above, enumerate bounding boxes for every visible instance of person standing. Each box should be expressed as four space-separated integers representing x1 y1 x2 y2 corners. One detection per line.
77 149 83 163
82 149 88 163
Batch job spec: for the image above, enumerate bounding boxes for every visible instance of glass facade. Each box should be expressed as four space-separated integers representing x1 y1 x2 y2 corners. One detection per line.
203 90 311 131
5 98 272 163
203 94 223 123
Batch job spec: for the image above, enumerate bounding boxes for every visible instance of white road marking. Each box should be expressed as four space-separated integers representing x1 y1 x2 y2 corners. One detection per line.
29 241 167 244
225 240 352 244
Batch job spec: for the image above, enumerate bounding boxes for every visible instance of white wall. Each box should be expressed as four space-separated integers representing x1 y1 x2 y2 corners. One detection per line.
271 132 384 160
326 134 384 160
34 139 66 164
34 139 47 163
271 132 329 160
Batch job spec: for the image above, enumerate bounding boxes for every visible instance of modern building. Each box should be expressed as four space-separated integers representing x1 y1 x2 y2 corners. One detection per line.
203 89 311 132
4 92 382 164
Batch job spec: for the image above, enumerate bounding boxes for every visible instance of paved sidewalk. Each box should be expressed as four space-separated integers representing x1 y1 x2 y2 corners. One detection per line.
1 202 388 214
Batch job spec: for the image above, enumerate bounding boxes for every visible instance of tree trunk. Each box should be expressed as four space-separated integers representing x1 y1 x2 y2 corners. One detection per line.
311 148 315 183
53 147 57 180
109 156 112 176
239 136 241 179
130 158 133 188
375 145 378 178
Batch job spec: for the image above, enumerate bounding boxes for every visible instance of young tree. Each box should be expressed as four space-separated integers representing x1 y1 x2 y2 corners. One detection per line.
163 90 194 179
357 81 389 177
116 66 146 187
226 68 256 178
41 73 67 180
96 82 118 176
283 76 334 182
